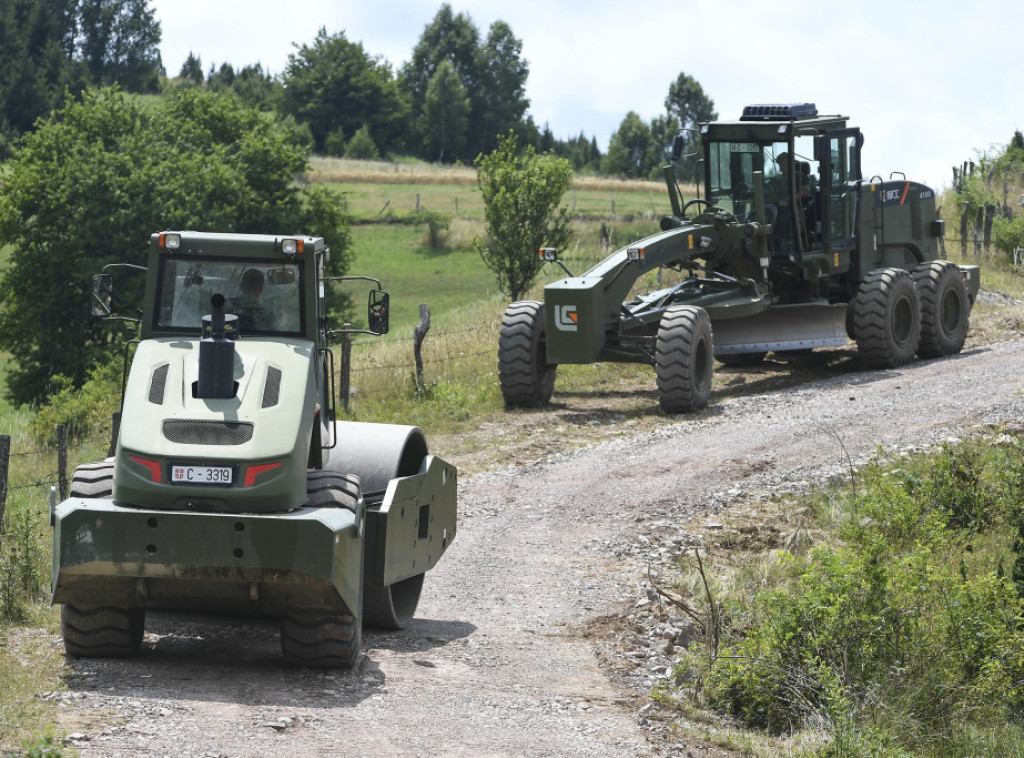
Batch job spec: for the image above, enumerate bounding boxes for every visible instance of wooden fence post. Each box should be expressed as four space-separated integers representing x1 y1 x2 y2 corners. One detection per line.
973 206 985 261
57 424 68 501
0 435 10 536
414 305 431 390
984 203 996 255
960 203 969 257
108 411 121 458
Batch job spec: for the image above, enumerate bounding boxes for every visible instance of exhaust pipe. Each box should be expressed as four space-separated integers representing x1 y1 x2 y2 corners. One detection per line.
197 294 237 399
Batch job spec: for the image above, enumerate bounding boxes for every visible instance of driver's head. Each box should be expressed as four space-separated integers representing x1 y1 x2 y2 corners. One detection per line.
240 268 264 298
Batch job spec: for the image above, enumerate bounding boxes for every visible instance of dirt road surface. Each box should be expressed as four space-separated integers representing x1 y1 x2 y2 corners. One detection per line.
51 336 1024 757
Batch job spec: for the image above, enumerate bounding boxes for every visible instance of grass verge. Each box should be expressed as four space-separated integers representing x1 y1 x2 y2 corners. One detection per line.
653 431 1024 756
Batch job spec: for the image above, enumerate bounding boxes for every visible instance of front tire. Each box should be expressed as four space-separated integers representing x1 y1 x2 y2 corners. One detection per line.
498 301 556 407
280 471 363 667
61 604 144 657
281 612 360 668
851 268 921 368
914 260 969 358
655 305 714 414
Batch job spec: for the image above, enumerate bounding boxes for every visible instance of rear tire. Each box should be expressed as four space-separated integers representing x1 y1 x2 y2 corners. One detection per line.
498 301 556 407
281 612 360 668
913 260 969 358
306 471 360 510
655 305 714 414
69 460 115 498
364 573 425 630
851 268 921 368
61 604 144 657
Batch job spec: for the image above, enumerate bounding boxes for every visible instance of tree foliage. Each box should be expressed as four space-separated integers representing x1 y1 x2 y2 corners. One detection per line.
604 111 657 179
280 27 409 154
0 0 161 154
423 59 470 163
403 4 529 162
0 87 350 406
665 72 717 178
600 71 716 180
474 132 573 301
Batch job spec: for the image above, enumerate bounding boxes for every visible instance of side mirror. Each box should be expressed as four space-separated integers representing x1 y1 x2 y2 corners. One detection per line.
671 133 686 162
368 290 389 335
91 274 113 317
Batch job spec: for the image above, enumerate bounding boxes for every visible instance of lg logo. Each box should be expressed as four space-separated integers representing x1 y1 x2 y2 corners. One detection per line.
554 304 578 332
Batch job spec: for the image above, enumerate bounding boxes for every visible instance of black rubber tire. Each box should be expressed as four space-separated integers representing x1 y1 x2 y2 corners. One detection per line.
716 352 766 368
69 460 115 498
306 471 360 510
913 260 969 358
61 604 144 657
655 305 714 414
281 612 360 668
851 268 921 368
363 573 425 630
498 301 556 407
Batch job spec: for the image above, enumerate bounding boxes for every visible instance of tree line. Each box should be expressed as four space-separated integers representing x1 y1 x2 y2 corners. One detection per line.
1 0 717 178
0 0 163 154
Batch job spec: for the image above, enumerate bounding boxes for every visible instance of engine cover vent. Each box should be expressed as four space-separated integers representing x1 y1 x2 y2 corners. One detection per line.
262 366 282 408
162 420 254 446
148 364 169 405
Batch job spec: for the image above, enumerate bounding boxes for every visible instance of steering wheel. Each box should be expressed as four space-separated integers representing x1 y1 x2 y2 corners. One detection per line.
683 198 714 215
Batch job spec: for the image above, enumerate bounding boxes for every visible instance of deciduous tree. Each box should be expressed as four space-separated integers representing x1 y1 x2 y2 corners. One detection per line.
280 27 408 154
0 87 350 406
423 59 470 163
474 132 573 301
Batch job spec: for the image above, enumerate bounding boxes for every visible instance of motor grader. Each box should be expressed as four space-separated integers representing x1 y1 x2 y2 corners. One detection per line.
51 231 457 667
498 103 979 412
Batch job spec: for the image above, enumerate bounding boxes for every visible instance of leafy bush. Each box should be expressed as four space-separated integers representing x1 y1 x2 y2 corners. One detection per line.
696 437 1024 752
29 359 123 447
345 124 381 161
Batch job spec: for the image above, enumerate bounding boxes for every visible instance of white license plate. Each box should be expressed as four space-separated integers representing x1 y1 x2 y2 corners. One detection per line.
170 464 234 486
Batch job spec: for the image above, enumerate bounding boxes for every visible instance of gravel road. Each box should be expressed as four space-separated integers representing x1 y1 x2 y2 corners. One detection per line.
50 336 1024 758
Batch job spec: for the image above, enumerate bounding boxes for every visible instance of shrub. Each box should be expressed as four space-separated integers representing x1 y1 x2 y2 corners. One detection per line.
699 438 1024 751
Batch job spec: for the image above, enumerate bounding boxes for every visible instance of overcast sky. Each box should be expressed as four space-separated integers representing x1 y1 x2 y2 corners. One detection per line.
153 0 1023 190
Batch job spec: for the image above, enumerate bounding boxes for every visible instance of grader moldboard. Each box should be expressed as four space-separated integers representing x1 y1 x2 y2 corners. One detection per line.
498 103 980 413
51 231 457 667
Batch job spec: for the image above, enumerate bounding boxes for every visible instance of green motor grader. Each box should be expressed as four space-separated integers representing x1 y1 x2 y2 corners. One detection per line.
499 103 979 412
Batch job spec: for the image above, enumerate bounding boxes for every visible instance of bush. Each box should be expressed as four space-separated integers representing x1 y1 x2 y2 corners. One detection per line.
697 437 1024 752
345 124 381 161
30 359 123 447
325 127 347 157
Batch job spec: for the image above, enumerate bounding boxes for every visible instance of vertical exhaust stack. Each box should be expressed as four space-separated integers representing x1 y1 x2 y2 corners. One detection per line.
197 293 237 399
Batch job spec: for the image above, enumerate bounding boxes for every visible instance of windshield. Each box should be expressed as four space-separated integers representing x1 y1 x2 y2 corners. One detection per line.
155 257 303 335
708 137 820 255
707 140 793 217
